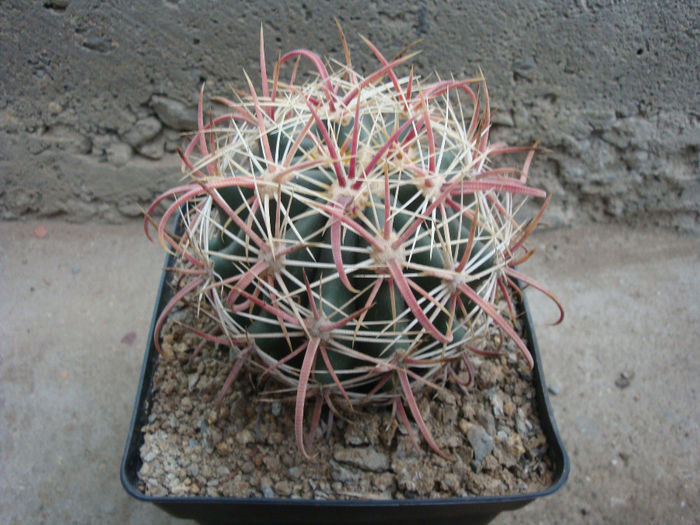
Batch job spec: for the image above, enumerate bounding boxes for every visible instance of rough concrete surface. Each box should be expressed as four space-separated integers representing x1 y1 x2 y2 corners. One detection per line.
1 1 698 231
1 219 698 524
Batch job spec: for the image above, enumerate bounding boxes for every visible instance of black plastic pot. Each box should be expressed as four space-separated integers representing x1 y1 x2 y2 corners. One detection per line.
121 250 569 525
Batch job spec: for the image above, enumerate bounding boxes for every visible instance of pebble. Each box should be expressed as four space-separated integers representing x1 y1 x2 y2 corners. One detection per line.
274 480 293 497
122 117 162 147
180 397 193 413
615 371 635 389
106 142 132 167
48 101 62 114
467 424 494 464
477 408 496 435
271 401 282 417
333 446 389 472
45 1 71 9
330 460 361 482
504 433 526 460
137 133 165 160
488 389 504 418
261 484 276 498
344 429 368 446
515 408 532 436
236 428 254 446
372 472 394 492
82 34 111 53
548 383 562 395
151 95 197 131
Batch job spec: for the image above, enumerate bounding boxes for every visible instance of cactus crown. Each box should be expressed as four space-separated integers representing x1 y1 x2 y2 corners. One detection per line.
146 29 563 459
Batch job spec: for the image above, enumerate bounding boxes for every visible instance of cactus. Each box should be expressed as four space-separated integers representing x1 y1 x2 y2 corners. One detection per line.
145 29 563 459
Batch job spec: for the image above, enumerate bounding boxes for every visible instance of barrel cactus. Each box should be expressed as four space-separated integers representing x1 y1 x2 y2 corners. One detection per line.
145 30 562 459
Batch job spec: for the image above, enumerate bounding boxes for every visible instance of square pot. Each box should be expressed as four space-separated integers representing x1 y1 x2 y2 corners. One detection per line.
121 249 569 525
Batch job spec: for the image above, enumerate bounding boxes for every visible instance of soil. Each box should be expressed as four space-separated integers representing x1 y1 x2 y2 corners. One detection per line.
137 308 555 500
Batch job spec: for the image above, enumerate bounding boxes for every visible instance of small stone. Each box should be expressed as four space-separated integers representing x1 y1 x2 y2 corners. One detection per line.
209 428 223 447
44 0 71 8
477 408 496 435
615 371 635 389
504 433 526 460
180 397 193 413
513 56 536 71
333 446 389 472
117 202 142 217
373 472 395 492
467 424 494 464
618 452 631 466
187 374 199 390
48 101 62 114
151 95 197 131
137 133 165 160
236 428 254 446
123 117 162 147
215 441 230 455
548 383 562 395
487 389 504 418
330 460 361 482
70 265 81 275
106 142 132 167
442 433 461 449
503 399 516 417
440 473 461 494
261 484 276 498
82 34 112 53
274 480 293 497
393 456 437 495
515 408 532 436
491 111 514 127
171 483 188 495
271 401 282 417
344 426 368 446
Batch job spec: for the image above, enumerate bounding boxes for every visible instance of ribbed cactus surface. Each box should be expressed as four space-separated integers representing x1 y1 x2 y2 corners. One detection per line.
146 31 562 458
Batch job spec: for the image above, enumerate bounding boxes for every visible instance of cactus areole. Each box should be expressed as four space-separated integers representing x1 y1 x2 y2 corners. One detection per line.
145 30 563 460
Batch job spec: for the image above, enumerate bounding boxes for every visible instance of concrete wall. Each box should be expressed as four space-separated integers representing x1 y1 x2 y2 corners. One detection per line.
1 1 698 231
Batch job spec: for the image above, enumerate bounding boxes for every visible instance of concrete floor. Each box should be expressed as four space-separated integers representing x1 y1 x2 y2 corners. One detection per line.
1 219 698 524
